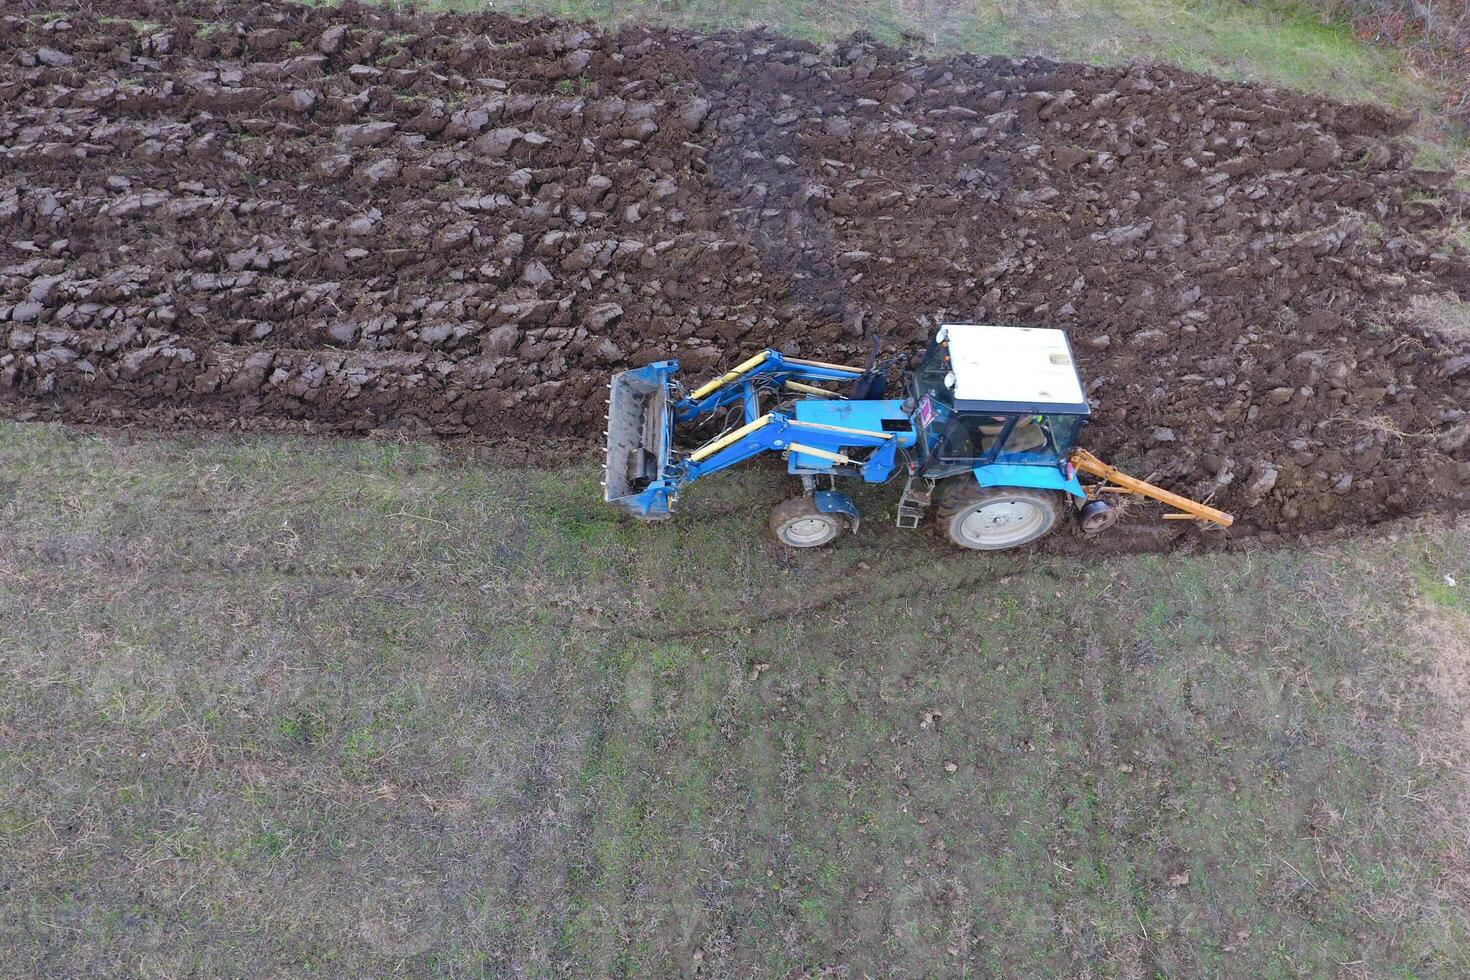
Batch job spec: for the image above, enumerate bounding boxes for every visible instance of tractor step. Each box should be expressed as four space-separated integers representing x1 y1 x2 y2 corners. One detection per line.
895 475 933 529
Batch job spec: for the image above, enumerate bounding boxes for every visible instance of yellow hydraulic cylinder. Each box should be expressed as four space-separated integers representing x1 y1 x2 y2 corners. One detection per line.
784 380 840 398
787 418 895 439
689 414 773 463
783 356 867 373
786 443 851 465
689 352 771 401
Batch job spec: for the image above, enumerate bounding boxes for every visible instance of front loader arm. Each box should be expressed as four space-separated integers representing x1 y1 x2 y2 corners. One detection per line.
684 412 898 482
673 349 868 424
605 350 875 521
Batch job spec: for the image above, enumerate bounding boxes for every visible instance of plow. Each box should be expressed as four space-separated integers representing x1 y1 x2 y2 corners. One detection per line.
604 324 1232 550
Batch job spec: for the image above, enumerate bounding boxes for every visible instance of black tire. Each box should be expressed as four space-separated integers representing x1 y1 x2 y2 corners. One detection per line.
769 497 844 548
935 480 1061 551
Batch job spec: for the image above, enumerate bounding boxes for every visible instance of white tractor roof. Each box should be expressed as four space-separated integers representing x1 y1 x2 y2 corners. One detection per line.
937 323 1088 414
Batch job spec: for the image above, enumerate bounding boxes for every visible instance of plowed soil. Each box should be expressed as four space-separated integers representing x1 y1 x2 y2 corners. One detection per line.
4 0 1470 537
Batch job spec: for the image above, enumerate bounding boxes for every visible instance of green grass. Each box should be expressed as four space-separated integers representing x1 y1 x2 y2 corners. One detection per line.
3 421 1468 974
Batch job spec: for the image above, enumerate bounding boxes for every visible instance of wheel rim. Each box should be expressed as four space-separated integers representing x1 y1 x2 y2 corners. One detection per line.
957 498 1049 548
1081 502 1118 534
783 515 837 546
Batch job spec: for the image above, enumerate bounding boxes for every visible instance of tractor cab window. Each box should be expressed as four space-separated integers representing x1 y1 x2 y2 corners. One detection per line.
994 413 1084 463
938 413 1005 460
937 412 1084 463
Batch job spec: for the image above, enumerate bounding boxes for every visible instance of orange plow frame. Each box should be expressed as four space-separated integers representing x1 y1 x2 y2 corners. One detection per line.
1070 449 1234 528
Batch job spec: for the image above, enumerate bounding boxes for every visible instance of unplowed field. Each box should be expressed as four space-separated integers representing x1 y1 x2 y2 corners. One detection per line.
3 0 1469 536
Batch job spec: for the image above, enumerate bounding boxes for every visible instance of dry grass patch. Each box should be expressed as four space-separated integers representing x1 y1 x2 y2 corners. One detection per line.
1406 595 1470 938
1409 291 1470 345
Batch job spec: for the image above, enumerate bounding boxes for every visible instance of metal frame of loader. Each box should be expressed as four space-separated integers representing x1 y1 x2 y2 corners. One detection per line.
603 350 907 521
603 326 1233 549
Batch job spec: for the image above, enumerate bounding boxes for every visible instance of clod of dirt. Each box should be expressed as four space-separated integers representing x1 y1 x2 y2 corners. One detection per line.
2 0 1469 543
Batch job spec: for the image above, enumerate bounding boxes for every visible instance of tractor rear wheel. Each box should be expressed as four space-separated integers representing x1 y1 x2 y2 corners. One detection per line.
769 496 845 548
936 481 1061 551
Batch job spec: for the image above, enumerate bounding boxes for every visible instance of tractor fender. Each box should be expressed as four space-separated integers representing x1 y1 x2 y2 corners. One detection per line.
972 462 1085 500
812 490 860 532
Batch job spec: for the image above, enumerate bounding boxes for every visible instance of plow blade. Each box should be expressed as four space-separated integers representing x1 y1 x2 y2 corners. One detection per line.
604 360 679 520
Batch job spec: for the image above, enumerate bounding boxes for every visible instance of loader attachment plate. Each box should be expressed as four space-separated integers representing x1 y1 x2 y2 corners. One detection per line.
604 360 679 520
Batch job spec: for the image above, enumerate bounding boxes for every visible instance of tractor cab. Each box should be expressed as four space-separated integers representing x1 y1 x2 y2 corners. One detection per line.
908 324 1090 484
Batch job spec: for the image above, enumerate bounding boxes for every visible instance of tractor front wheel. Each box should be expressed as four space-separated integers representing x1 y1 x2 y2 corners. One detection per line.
936 481 1061 551
769 497 845 548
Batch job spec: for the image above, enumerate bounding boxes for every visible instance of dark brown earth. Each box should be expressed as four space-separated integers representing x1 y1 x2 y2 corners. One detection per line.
3 0 1470 537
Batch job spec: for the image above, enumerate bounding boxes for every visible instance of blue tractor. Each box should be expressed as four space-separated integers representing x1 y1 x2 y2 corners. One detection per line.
603 324 1232 550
